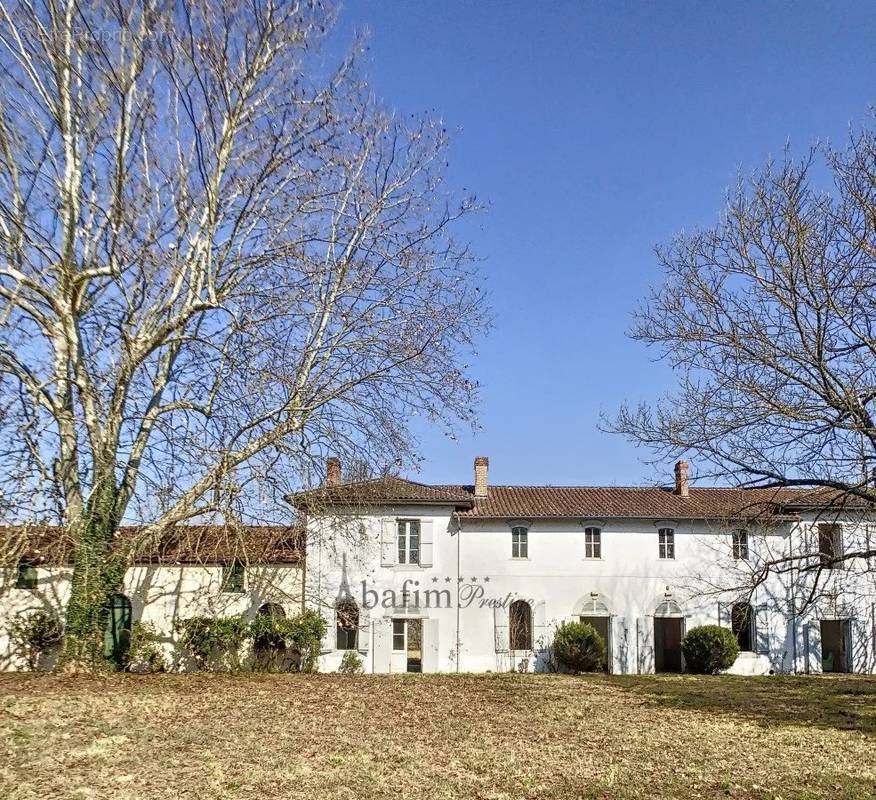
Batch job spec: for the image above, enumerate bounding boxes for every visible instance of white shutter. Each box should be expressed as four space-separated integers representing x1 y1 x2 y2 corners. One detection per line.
806 619 822 674
320 604 335 654
419 519 434 567
357 606 371 653
493 604 509 653
371 618 393 673
380 518 396 567
611 616 628 674
422 618 440 673
533 600 547 651
755 604 770 655
637 617 654 674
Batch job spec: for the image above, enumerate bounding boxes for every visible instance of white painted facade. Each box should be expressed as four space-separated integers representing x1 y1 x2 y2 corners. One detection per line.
0 562 303 670
307 500 876 676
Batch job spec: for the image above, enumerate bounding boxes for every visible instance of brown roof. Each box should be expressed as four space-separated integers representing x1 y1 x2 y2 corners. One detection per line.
292 477 474 509
294 477 871 522
1 524 304 566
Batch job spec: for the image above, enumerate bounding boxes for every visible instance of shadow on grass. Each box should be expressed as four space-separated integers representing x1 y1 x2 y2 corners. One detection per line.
614 674 876 736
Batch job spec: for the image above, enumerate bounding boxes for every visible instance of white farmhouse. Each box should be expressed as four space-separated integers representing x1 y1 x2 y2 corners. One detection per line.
299 457 876 676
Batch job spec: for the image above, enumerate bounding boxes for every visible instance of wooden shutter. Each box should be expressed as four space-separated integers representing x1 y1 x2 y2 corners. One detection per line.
493 605 509 653
637 617 654 674
419 519 434 567
611 616 628 674
371 617 393 673
755 604 770 655
422 618 440 673
380 518 396 567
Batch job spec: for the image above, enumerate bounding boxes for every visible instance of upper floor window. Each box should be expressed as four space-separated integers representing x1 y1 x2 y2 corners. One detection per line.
818 524 842 569
732 529 749 560
509 600 533 650
511 526 528 558
397 519 420 565
336 600 359 650
221 560 245 593
658 528 675 559
731 602 753 651
15 560 37 590
584 527 601 559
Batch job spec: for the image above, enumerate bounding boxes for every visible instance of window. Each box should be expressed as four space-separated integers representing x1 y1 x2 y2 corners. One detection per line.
392 619 406 651
511 526 528 558
818 524 843 569
509 600 532 650
336 601 359 650
584 527 601 559
397 519 420 565
221 560 245 593
15 561 37 590
658 528 675 559
731 602 753 651
732 529 749 560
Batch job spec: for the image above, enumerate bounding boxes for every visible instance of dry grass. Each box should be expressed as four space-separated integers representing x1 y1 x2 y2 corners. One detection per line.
1 673 874 799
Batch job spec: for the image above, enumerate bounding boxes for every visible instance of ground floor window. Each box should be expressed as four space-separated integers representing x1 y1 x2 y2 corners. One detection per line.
509 600 533 650
336 601 359 650
731 602 753 651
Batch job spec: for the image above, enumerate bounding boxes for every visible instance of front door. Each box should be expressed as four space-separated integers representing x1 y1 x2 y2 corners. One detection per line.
654 617 683 673
580 615 611 672
820 619 852 673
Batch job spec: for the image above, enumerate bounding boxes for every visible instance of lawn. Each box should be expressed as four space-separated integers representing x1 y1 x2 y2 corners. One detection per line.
1 673 874 800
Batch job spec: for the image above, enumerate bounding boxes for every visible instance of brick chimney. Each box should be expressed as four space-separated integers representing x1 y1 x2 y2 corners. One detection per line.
674 459 689 497
474 456 489 498
326 457 341 487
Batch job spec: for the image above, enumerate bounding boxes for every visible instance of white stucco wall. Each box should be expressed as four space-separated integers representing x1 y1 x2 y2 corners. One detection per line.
307 506 876 676
0 563 303 670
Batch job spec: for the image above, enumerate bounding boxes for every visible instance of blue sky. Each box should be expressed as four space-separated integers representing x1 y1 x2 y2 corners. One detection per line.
336 1 875 487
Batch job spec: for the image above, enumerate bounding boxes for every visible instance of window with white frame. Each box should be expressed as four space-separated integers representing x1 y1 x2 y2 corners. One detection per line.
392 619 406 651
511 525 528 558
584 527 601 559
658 528 675 559
397 519 420 565
732 529 749 560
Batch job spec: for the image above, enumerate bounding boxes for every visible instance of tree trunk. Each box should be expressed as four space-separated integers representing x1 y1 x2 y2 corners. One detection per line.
60 481 127 670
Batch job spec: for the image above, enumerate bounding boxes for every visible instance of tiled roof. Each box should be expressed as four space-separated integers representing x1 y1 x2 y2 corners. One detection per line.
295 477 870 522
292 477 474 508
1 524 304 566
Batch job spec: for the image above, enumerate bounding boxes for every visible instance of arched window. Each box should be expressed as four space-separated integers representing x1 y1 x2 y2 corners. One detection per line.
336 600 359 650
731 602 753 651
103 593 132 668
509 600 532 651
15 560 37 590
654 598 683 617
258 603 285 618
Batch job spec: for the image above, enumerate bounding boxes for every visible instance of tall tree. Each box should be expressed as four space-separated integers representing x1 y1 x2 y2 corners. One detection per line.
614 121 876 589
0 0 487 667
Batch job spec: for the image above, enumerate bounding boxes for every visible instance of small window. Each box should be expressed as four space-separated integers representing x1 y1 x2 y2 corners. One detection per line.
732 529 749 560
509 600 533 650
336 601 359 650
392 619 406 651
397 519 420 565
511 526 528 558
658 528 675 559
731 602 753 651
221 560 245 593
818 524 842 569
584 527 601 559
16 561 37 590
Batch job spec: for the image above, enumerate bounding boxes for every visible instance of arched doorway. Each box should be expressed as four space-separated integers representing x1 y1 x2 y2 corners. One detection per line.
575 593 611 672
103 593 132 669
254 603 290 671
653 596 684 673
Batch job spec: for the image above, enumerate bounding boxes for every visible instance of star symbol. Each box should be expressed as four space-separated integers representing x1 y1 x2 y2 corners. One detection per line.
483 576 490 583
445 577 452 583
431 576 439 583
457 577 464 583
470 577 478 583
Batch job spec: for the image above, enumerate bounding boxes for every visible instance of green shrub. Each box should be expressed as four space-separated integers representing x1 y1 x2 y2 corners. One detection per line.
338 650 364 674
681 625 739 674
284 609 326 673
8 609 63 670
552 621 606 673
126 622 166 673
175 615 249 671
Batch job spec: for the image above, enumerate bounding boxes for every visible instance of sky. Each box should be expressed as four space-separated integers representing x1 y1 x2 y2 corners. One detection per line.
335 0 875 488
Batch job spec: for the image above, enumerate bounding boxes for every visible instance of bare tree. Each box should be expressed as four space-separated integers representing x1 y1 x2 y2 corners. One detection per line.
0 0 487 667
614 119 876 594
